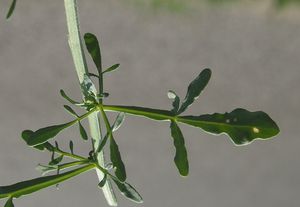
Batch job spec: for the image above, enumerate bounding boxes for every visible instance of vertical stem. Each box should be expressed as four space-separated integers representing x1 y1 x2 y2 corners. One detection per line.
63 0 117 206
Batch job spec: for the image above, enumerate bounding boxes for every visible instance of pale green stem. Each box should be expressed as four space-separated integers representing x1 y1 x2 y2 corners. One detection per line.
63 0 117 206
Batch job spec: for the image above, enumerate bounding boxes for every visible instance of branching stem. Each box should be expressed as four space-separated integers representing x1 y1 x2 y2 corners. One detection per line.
63 0 117 205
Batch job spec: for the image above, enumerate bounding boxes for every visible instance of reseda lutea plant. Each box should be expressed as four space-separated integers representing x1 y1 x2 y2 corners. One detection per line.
1 1 279 207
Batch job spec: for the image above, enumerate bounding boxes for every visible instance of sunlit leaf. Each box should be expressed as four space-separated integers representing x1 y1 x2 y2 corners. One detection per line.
0 164 94 199
79 122 88 140
177 68 211 114
84 33 102 71
4 197 14 207
102 64 120 75
110 138 126 182
178 108 280 145
6 0 16 19
170 121 189 176
111 177 143 203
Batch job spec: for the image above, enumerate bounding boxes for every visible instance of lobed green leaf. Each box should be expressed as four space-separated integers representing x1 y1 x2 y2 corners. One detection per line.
21 130 52 151
177 68 211 114
23 121 76 147
170 121 189 176
178 108 280 145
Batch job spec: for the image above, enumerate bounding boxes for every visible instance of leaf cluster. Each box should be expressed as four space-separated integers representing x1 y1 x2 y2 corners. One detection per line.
0 31 279 207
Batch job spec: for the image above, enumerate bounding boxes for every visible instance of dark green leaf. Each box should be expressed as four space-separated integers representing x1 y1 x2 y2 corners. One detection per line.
6 0 16 19
168 90 180 114
69 140 74 154
170 121 189 176
4 197 14 207
0 164 94 199
112 113 125 132
111 177 143 203
21 130 51 151
110 138 126 182
79 122 88 141
64 105 78 117
104 105 173 121
177 68 211 114
178 108 280 146
102 64 120 75
60 89 80 105
98 174 107 188
84 33 102 71
23 120 76 147
49 155 64 166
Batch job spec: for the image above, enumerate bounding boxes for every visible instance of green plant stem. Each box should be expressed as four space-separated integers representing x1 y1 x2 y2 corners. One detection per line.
63 0 117 206
52 147 86 161
103 105 175 120
39 160 90 175
99 107 114 139
58 160 89 170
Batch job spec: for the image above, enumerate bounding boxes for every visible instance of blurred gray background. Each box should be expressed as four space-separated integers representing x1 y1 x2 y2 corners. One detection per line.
0 0 299 207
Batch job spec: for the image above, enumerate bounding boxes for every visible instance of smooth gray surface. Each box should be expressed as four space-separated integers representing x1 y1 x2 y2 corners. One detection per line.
0 1 299 207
